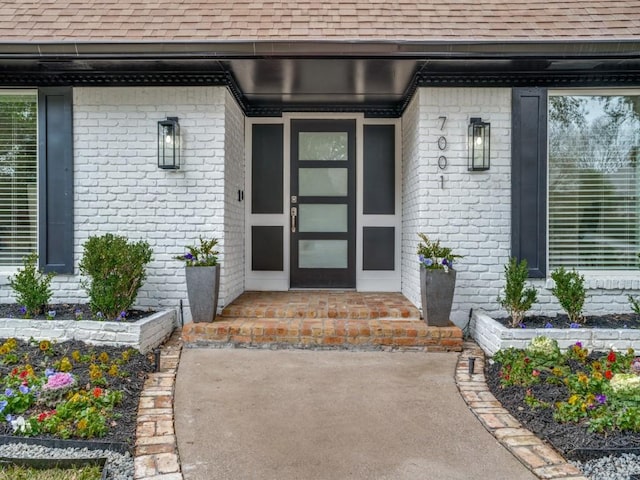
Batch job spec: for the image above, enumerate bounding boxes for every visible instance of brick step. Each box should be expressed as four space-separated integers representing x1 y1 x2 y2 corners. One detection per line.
182 318 463 351
220 291 421 320
220 307 421 320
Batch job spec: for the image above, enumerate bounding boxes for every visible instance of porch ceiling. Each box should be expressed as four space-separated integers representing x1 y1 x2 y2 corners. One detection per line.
0 40 639 116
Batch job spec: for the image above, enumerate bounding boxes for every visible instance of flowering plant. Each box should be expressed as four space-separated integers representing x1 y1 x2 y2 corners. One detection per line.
416 233 462 272
175 236 219 267
495 339 640 433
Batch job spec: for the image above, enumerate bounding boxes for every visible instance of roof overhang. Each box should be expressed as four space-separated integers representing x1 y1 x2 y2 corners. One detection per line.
0 40 639 117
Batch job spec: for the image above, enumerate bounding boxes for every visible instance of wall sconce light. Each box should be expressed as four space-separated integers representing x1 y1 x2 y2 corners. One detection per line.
158 117 180 170
468 117 490 171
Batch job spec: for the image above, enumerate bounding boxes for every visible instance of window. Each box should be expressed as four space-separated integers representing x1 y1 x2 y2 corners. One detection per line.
0 92 37 266
548 92 640 270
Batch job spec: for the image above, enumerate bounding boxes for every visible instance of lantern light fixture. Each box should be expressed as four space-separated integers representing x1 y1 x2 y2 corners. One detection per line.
158 117 180 170
468 117 490 171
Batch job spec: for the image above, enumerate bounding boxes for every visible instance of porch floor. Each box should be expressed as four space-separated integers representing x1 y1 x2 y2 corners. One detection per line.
182 291 463 351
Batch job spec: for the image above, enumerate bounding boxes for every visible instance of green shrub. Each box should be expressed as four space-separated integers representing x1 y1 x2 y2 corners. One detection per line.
79 234 153 320
497 257 537 327
550 267 586 324
8 253 54 318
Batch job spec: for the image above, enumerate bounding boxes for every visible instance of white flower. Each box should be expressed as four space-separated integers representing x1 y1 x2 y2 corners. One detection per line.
10 416 28 433
610 373 640 395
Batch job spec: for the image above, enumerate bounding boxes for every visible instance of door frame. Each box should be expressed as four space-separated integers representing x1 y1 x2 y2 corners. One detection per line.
245 113 402 291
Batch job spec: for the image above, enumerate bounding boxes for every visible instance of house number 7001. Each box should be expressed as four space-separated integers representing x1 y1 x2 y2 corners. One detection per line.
437 116 447 170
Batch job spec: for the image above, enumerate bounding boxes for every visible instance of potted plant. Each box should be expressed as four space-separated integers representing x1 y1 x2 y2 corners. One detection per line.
176 237 220 323
417 233 462 326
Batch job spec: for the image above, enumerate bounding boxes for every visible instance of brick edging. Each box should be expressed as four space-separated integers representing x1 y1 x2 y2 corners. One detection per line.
455 341 588 480
134 329 183 480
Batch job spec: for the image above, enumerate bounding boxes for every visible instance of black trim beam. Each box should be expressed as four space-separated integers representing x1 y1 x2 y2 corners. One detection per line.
1 65 639 118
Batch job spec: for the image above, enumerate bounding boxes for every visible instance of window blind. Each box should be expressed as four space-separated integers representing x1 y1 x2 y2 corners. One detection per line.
0 93 37 266
549 95 640 270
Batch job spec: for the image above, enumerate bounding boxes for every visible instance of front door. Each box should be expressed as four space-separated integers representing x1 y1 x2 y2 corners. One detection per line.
290 120 356 288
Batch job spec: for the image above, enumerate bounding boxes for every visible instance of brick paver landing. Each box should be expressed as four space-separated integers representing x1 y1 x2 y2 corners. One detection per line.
182 291 462 351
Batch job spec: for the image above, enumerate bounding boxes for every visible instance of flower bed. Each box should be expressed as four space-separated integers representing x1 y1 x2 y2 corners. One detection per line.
487 336 640 460
0 337 153 448
0 309 176 354
471 310 640 356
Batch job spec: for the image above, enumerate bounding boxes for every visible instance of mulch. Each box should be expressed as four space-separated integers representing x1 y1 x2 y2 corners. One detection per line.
0 304 154 323
493 313 640 329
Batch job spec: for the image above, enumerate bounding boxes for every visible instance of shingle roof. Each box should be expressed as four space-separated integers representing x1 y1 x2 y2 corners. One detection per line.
0 0 639 43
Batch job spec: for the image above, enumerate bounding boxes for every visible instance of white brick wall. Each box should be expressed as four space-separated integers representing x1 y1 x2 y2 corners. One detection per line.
1 86 248 322
404 87 640 327
401 92 423 308
0 310 175 353
472 310 640 356
221 90 245 307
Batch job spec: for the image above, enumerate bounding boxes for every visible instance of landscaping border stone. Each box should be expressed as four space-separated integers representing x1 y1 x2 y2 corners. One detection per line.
0 310 177 353
471 309 640 356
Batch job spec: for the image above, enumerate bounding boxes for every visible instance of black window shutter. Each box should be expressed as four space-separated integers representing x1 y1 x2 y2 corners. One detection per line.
38 88 74 274
511 87 547 278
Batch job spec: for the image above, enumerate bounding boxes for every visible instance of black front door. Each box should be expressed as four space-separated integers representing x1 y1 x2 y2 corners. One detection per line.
290 120 356 288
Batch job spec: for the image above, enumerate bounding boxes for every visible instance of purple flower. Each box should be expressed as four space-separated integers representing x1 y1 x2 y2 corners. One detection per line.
544 322 553 329
575 341 583 348
595 394 607 405
418 254 425 263
423 258 433 267
44 368 55 378
42 372 75 391
631 358 640 374
119 311 127 319
4 388 13 397
18 385 29 395
518 323 526 329
0 401 7 413
19 306 27 315
184 253 194 260
5 414 13 422
570 323 581 329
442 258 449 267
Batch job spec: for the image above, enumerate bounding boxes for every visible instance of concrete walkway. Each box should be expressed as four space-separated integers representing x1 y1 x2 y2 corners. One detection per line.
175 349 537 480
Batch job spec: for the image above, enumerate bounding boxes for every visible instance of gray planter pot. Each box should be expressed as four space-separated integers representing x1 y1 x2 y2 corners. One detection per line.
185 265 220 323
420 268 456 327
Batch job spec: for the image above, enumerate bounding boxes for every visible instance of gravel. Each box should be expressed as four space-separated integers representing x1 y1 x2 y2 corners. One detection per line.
573 453 640 480
0 442 133 479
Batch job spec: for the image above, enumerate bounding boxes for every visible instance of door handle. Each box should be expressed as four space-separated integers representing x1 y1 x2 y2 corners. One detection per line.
291 207 297 233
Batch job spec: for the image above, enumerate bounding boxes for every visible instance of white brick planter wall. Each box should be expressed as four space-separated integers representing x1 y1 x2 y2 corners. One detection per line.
471 309 640 356
0 310 176 353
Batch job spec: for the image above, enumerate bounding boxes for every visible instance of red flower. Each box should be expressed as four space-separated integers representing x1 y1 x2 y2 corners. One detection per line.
19 370 28 379
532 369 540 377
11 368 18 376
608 351 617 363
37 412 47 422
605 370 613 380
92 387 103 398
524 358 531 364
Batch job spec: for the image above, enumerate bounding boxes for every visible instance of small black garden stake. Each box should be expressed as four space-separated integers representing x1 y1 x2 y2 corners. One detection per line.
154 348 161 372
468 357 476 375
